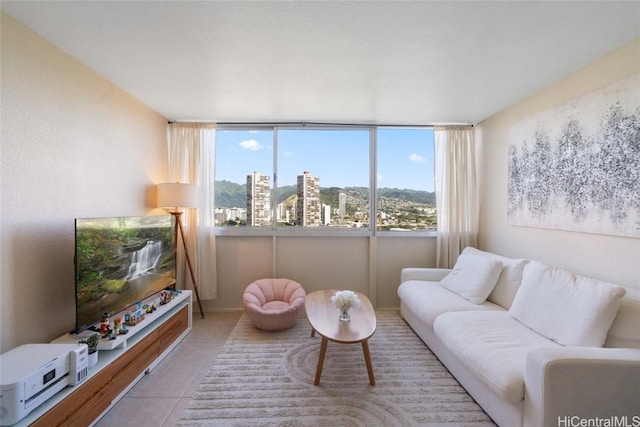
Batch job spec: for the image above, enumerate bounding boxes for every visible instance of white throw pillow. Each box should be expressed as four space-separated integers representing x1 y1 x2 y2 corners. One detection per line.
459 247 529 309
605 287 640 349
509 261 626 347
440 253 503 304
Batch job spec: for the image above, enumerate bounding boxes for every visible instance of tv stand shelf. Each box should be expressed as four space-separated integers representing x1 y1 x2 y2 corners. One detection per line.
55 291 189 351
16 290 193 427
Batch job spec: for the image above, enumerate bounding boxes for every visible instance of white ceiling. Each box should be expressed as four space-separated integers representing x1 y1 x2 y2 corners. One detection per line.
2 1 639 125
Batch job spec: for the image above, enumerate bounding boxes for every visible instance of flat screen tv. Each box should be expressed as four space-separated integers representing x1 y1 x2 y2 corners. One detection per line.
74 215 176 333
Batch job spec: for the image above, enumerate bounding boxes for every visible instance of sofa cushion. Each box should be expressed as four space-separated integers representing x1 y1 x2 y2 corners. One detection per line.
439 252 503 304
397 280 504 328
605 286 640 349
461 247 529 309
433 310 561 403
510 261 626 347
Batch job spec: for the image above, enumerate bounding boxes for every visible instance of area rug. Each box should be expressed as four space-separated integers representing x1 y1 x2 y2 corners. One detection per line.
178 311 496 426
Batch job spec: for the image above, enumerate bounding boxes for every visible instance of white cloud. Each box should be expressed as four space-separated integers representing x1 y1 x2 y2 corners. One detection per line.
377 173 384 181
239 139 263 151
409 153 425 163
284 151 294 157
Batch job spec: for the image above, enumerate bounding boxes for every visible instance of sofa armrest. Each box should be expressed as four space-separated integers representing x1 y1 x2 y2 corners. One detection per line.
400 267 451 283
524 347 640 427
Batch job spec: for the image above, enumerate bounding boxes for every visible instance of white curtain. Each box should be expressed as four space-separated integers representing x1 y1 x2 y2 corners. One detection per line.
434 126 478 268
167 122 217 300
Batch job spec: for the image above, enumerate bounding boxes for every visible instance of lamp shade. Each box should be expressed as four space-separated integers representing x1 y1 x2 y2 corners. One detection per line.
157 183 198 209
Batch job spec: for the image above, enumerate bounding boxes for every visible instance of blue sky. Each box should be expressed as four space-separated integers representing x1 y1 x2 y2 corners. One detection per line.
215 128 435 192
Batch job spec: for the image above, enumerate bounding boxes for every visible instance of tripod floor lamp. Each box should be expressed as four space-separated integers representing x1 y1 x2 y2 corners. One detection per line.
157 182 205 319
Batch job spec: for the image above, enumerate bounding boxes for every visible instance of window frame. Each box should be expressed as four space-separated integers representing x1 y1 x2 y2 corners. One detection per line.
214 124 436 238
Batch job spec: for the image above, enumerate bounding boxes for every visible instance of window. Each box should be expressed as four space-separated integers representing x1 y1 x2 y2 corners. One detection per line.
214 129 273 227
214 125 435 234
376 128 436 231
277 129 370 228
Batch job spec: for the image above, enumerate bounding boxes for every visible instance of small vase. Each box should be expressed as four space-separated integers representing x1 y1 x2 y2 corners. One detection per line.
88 351 98 368
339 308 351 322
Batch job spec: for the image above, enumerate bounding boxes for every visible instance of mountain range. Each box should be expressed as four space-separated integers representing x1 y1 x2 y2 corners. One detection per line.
215 180 435 208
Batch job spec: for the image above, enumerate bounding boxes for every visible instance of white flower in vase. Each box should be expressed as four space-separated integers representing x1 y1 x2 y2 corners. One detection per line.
330 290 360 321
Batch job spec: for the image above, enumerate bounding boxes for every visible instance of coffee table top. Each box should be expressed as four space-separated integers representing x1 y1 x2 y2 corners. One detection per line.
305 290 376 344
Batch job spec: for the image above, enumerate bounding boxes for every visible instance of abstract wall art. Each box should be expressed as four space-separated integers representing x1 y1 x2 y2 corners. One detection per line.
508 74 640 238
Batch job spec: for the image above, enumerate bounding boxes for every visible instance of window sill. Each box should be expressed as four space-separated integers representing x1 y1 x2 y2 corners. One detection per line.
214 227 437 238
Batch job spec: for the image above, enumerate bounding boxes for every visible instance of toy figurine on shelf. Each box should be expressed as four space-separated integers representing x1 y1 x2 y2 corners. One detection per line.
125 311 137 327
134 303 144 324
99 312 111 338
159 291 166 305
160 289 181 305
144 301 157 313
136 302 145 322
113 317 122 335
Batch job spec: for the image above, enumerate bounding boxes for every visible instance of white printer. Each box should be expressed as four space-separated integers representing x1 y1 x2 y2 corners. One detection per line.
0 343 89 426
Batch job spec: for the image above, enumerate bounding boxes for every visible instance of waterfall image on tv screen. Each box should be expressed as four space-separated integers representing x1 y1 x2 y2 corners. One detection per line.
74 215 176 332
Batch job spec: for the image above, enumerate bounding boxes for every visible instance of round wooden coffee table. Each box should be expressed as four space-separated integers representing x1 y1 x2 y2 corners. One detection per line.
305 289 377 385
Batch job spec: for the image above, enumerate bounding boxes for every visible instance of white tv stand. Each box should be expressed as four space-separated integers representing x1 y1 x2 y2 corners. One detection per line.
16 290 192 427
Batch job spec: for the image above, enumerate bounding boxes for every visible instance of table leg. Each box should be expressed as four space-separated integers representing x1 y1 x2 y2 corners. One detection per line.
311 327 315 337
314 336 328 385
362 339 375 386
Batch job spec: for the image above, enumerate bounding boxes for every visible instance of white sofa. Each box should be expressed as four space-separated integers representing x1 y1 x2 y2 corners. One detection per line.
397 247 640 427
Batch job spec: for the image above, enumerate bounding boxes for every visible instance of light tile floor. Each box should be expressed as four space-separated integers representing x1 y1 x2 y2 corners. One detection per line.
94 310 243 427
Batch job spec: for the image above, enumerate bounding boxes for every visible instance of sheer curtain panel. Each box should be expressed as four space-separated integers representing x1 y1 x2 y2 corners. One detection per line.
167 122 217 300
434 126 478 268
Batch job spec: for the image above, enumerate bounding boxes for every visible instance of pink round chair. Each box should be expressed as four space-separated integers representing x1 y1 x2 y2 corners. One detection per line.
243 278 306 331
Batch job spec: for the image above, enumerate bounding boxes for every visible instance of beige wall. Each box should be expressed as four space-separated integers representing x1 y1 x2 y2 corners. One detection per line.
476 38 640 290
0 13 169 352
204 235 437 312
